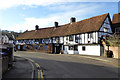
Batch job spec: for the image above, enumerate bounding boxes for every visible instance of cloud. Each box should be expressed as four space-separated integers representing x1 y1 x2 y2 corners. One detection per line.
2 16 59 32
2 3 104 32
0 0 119 10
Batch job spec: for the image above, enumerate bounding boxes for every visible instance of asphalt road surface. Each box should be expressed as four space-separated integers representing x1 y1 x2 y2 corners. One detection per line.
14 51 119 79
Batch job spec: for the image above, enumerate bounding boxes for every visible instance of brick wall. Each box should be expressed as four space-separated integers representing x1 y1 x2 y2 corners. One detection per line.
109 46 120 59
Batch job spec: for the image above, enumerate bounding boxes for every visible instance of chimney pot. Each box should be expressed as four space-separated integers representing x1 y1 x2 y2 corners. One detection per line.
70 17 76 23
35 25 39 30
54 22 58 28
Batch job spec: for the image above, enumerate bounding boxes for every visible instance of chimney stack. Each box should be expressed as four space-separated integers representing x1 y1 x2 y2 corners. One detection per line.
35 25 39 30
70 17 76 23
54 22 58 28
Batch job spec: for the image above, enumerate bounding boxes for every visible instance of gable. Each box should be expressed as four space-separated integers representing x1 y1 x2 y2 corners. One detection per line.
99 16 112 33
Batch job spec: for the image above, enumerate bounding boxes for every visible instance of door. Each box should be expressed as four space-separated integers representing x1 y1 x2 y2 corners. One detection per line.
56 45 61 54
54 44 62 54
100 45 104 56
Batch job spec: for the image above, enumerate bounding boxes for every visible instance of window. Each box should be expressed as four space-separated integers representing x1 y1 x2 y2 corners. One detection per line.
55 37 59 43
75 35 80 43
39 39 42 44
82 46 86 51
104 28 108 32
69 45 78 51
69 46 74 50
115 27 120 33
42 39 44 43
35 39 39 42
43 45 48 50
88 33 93 38
66 36 68 40
90 33 93 38
69 35 74 41
48 39 50 43
74 45 78 51
44 39 49 43
33 45 39 50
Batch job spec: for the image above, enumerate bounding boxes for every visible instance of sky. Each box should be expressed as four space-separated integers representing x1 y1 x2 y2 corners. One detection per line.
0 0 119 32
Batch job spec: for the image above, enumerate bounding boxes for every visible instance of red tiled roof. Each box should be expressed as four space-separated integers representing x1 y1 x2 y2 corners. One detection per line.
17 27 54 40
16 13 109 40
51 13 109 37
112 13 120 28
112 13 120 24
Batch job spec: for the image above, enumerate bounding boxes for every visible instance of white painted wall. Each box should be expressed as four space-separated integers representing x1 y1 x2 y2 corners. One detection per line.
85 33 87 44
78 45 100 56
65 50 79 54
63 45 100 56
81 34 84 44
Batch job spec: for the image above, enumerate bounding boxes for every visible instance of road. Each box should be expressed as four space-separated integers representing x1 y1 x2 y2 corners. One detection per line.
14 51 119 79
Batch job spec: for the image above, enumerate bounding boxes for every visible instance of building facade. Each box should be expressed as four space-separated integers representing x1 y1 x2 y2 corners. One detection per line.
1 31 20 44
1 34 9 44
112 13 120 34
16 13 113 56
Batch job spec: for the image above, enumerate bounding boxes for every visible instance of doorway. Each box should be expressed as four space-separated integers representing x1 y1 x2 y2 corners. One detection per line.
53 44 62 54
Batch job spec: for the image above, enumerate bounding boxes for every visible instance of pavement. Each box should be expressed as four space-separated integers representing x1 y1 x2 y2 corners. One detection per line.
2 56 34 80
68 54 120 67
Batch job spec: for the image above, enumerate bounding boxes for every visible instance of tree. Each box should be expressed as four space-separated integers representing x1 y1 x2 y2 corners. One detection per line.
106 34 120 47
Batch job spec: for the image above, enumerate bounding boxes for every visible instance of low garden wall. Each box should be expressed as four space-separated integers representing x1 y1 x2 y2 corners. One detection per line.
109 46 120 59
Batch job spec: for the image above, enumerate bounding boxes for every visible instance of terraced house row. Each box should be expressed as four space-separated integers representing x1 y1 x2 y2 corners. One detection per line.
16 13 119 56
